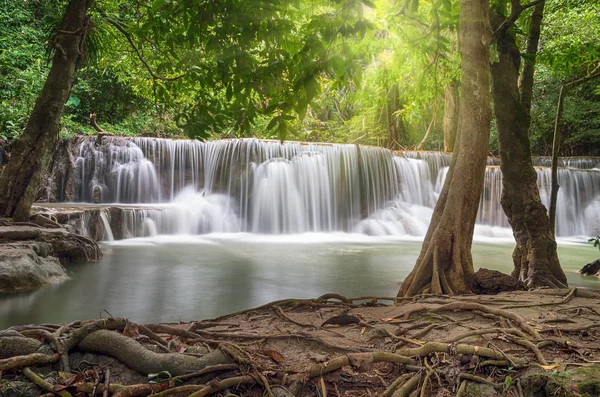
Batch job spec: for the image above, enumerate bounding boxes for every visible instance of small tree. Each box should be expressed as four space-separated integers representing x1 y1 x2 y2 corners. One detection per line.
0 0 92 221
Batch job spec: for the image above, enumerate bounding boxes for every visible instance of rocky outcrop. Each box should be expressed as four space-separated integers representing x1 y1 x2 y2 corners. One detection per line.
0 226 101 262
580 258 600 277
0 242 68 293
470 268 524 294
0 224 102 293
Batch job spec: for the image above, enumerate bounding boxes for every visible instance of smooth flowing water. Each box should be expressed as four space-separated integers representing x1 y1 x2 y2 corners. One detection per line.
3 138 598 328
60 138 600 239
0 235 598 328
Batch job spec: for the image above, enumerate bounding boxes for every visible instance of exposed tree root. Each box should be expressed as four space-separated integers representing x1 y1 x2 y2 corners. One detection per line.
392 372 421 397
501 287 577 309
2 291 599 397
23 367 71 397
187 375 257 397
78 329 233 376
0 353 59 371
111 383 169 397
395 342 526 366
414 301 542 339
302 352 415 378
398 231 474 297
445 327 527 343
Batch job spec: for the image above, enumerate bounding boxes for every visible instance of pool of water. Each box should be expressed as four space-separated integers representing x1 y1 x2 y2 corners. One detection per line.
0 234 598 328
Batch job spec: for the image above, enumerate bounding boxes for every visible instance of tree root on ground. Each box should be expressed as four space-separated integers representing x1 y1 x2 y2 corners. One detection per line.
78 329 233 376
1 291 599 397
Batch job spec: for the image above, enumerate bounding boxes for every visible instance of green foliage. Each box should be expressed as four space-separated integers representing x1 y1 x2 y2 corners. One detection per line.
0 0 49 140
1 0 596 154
590 234 600 252
529 0 600 155
504 375 513 391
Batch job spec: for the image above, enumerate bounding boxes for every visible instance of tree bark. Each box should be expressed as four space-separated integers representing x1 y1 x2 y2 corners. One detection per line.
0 0 91 221
398 0 491 297
386 83 406 150
442 81 459 152
490 3 568 289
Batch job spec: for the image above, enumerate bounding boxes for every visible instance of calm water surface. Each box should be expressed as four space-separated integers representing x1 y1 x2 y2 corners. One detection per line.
1 234 598 328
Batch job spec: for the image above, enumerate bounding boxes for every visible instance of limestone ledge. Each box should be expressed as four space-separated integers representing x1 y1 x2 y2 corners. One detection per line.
0 225 101 293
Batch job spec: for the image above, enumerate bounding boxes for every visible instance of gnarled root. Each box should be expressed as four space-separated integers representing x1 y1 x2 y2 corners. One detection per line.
398 229 474 297
78 329 233 376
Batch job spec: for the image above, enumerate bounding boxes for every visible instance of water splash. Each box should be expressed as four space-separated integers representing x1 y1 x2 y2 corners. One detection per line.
65 137 600 239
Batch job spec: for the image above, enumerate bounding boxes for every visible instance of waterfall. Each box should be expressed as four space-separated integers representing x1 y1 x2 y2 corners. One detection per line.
62 137 600 239
99 210 115 242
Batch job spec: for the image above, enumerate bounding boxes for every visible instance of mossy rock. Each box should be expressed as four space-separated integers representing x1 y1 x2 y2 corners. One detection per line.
463 382 499 397
520 366 600 397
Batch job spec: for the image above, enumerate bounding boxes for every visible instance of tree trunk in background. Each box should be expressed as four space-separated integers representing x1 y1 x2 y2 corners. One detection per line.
0 0 91 221
386 84 406 150
398 0 491 297
490 3 568 289
416 101 438 151
442 81 459 152
549 64 600 231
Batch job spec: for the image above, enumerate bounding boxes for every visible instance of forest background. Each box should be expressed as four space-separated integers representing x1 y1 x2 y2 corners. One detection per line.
1 0 598 156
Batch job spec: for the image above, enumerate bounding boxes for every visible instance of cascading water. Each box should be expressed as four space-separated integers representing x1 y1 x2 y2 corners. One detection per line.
63 137 600 240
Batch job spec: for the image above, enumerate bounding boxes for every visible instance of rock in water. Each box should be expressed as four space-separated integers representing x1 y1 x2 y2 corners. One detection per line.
0 242 68 292
580 259 600 277
0 225 102 292
470 268 523 295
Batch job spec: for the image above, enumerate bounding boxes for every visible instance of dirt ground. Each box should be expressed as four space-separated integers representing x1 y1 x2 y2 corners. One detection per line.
2 288 600 397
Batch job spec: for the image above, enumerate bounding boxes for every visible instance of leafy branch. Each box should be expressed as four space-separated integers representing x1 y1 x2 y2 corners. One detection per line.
99 12 185 83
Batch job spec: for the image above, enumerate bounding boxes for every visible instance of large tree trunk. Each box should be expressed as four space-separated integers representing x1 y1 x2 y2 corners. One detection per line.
442 81 459 152
490 4 568 289
398 0 491 297
0 0 91 221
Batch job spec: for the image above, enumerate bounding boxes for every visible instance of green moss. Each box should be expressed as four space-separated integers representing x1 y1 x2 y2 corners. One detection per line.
578 380 600 396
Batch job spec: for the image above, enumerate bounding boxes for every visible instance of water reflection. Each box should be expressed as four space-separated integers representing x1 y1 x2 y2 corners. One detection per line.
0 235 598 329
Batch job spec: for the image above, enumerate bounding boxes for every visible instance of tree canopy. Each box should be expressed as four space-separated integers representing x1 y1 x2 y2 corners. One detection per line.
1 0 597 154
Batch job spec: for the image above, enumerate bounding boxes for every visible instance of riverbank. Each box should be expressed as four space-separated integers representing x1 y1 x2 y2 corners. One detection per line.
0 222 101 293
2 289 600 396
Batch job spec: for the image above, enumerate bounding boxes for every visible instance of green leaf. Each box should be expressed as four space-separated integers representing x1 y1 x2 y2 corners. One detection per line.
66 96 80 107
304 76 320 103
277 118 287 141
266 115 281 131
329 55 346 76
